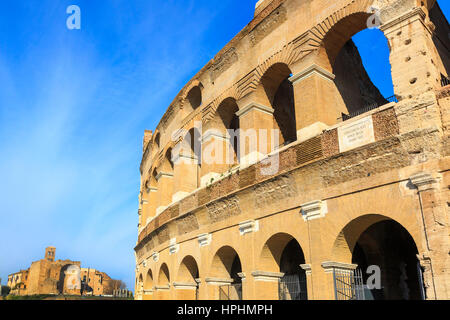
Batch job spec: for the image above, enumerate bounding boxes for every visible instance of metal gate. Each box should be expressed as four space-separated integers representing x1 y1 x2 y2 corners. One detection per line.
219 284 242 300
278 273 308 300
333 268 365 300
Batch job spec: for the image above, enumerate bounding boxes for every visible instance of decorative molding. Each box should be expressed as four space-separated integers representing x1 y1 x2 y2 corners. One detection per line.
410 172 439 192
205 278 234 285
198 233 212 247
289 64 335 84
239 220 260 235
300 200 328 221
251 271 284 282
300 264 312 276
155 172 174 181
154 285 170 291
172 282 198 290
151 252 159 262
237 272 246 281
169 243 179 255
201 131 229 144
380 7 427 33
236 102 274 118
143 289 153 295
321 261 357 274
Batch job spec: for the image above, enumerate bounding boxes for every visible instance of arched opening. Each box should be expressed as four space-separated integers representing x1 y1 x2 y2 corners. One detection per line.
260 233 307 300
178 255 199 283
331 215 424 300
137 273 144 298
352 220 423 300
429 1 450 84
186 127 202 188
164 148 174 171
154 132 161 149
186 86 202 113
211 246 243 300
216 98 240 165
322 13 396 120
144 269 154 291
259 63 297 146
158 263 170 287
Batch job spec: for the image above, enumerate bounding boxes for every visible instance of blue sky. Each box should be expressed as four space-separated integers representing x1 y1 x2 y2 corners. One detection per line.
0 1 448 291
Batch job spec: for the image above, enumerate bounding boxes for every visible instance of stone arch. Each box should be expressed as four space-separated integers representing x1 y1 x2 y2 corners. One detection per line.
177 255 200 283
331 214 424 300
144 269 154 290
330 214 410 262
154 131 161 149
309 2 396 117
162 148 174 172
158 263 170 286
208 97 240 165
254 62 297 146
259 232 307 272
210 246 243 282
183 81 204 115
429 1 450 77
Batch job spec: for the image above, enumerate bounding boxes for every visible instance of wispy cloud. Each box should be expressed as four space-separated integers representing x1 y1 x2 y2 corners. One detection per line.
0 0 254 290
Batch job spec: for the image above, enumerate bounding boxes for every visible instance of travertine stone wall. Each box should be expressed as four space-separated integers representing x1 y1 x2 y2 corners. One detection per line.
135 0 449 300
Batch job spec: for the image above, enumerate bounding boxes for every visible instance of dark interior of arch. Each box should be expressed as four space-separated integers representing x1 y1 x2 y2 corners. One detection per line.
279 239 308 300
182 256 199 280
262 63 297 146
429 2 450 77
187 86 202 110
217 98 240 159
352 220 423 300
230 255 242 284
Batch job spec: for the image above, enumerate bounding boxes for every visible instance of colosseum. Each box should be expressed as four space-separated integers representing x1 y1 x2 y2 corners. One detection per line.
134 0 449 300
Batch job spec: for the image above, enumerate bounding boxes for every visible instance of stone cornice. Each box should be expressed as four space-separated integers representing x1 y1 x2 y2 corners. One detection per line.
321 261 357 273
289 64 335 84
236 103 274 118
251 271 284 282
380 7 427 33
205 278 234 285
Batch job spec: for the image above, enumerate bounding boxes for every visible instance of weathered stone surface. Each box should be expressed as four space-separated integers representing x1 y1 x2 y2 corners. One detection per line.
254 174 297 209
206 195 241 224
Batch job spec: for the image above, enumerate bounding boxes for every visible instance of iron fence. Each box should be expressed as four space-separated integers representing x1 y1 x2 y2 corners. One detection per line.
219 284 242 300
341 95 398 121
441 75 450 87
278 273 308 300
333 268 365 300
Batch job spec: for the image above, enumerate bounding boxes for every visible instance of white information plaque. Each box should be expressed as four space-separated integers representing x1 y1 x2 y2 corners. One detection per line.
338 116 375 153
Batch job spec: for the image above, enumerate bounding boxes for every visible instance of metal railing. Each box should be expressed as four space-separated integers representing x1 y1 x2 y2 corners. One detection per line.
278 273 308 300
341 95 398 121
333 268 366 300
441 76 450 87
219 284 242 300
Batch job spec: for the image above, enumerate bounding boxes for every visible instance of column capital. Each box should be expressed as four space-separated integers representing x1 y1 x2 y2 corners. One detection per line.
289 64 335 84
380 7 427 33
251 271 284 282
155 172 174 181
300 264 312 275
172 282 197 290
205 278 234 285
321 261 357 274
235 102 274 118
